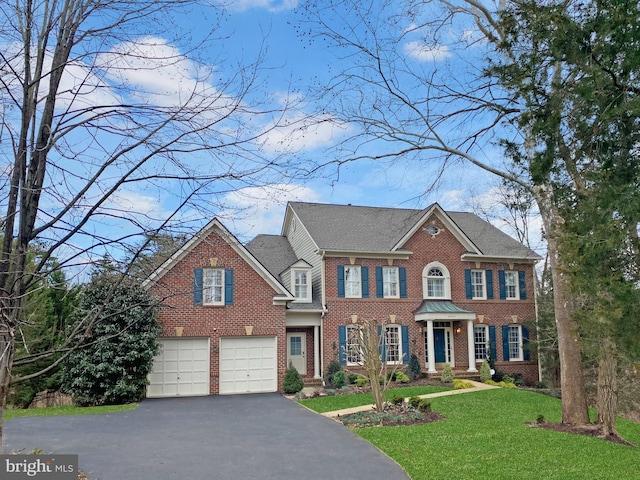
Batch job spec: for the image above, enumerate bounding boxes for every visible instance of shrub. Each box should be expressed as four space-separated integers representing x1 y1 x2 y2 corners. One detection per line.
479 361 492 382
332 371 346 388
391 394 405 405
492 369 505 382
283 367 304 394
453 379 474 389
441 364 455 383
536 414 546 424
417 399 432 413
408 396 422 408
394 371 410 383
386 371 397 381
355 375 369 387
485 379 516 389
536 381 548 389
408 353 422 380
326 360 342 384
348 373 359 384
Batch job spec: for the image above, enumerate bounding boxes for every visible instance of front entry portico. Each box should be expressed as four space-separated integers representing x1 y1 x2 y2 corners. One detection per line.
415 300 477 373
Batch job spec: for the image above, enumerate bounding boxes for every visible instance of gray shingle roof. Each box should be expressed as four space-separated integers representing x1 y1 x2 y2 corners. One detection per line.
245 234 299 278
289 202 539 260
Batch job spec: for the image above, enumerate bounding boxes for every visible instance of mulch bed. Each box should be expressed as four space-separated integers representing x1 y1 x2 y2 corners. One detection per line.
338 403 446 428
526 422 636 447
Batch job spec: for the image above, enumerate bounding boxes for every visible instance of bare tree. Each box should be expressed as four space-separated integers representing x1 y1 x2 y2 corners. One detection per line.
296 0 638 427
0 0 295 447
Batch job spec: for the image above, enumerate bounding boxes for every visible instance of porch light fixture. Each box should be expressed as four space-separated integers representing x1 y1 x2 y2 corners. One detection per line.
455 327 462 334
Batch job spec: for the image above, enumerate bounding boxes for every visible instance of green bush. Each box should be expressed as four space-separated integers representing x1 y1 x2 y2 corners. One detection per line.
391 394 405 405
417 399 432 413
283 367 304 394
502 375 514 384
332 371 346 388
408 396 422 408
326 360 342 384
484 379 516 389
355 375 369 387
479 361 492 382
348 373 359 384
536 381 548 389
395 371 410 383
453 379 474 389
441 364 455 383
408 353 422 380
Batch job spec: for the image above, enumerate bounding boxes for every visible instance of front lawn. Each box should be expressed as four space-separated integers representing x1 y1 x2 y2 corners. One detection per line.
4 403 137 422
299 385 451 413
354 388 640 480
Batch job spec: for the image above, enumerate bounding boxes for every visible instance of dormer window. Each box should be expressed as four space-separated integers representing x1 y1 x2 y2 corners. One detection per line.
292 269 311 302
422 262 451 299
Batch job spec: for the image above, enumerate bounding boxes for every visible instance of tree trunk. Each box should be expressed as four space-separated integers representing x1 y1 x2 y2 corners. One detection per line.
535 187 590 426
0 323 15 453
596 336 618 436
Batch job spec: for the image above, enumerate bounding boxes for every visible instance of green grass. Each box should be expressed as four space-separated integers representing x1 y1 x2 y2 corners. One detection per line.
353 388 640 480
299 385 451 413
4 403 138 422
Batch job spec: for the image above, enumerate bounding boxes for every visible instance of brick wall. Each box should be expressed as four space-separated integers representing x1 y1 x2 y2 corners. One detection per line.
150 228 287 394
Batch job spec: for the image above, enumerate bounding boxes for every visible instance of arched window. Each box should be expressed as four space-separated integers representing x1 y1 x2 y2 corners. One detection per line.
422 262 451 299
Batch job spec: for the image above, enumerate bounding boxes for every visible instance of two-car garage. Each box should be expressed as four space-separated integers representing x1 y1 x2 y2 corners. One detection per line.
147 336 278 397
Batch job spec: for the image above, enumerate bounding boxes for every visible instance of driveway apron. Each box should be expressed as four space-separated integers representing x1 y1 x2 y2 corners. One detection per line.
4 393 410 480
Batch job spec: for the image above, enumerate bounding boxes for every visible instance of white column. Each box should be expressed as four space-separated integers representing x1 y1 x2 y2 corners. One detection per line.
426 320 436 373
467 320 477 372
313 325 321 379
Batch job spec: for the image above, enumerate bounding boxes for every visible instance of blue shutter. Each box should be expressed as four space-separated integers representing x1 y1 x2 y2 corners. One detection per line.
338 326 347 365
401 325 409 364
194 268 203 305
376 266 383 298
522 326 531 361
337 265 345 297
489 326 497 362
399 267 407 298
519 271 527 300
224 269 234 305
502 325 510 361
499 270 506 300
486 270 494 299
464 269 472 299
361 266 369 298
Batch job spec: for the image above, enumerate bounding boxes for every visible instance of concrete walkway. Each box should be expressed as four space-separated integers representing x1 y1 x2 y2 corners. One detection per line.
320 380 498 418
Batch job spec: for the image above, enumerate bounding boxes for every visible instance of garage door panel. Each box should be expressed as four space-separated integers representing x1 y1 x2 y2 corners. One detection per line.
147 338 210 398
219 337 277 395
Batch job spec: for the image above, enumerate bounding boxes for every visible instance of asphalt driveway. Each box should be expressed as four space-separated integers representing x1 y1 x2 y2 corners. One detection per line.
4 393 410 480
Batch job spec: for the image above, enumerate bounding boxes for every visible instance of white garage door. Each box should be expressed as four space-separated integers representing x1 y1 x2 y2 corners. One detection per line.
147 338 210 397
219 336 277 394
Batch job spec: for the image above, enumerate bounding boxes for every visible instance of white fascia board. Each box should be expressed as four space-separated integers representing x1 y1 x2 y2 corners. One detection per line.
393 204 480 254
318 249 412 259
461 253 542 264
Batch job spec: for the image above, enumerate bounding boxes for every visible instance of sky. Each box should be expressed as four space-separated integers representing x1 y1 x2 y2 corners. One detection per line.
0 0 545 277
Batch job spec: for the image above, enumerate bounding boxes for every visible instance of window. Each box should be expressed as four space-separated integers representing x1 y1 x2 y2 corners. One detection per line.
346 325 363 365
292 269 311 302
203 268 224 305
423 263 451 299
385 325 401 363
507 325 523 361
504 271 519 300
383 267 399 298
474 325 489 361
471 270 486 299
344 266 361 298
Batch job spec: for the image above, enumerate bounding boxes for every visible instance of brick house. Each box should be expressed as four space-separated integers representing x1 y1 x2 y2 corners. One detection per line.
143 202 541 397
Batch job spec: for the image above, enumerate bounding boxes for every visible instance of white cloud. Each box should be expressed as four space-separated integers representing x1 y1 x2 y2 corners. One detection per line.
222 0 298 12
403 41 451 62
216 184 321 239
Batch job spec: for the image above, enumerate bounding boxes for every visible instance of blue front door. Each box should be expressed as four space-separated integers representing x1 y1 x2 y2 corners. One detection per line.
434 329 446 363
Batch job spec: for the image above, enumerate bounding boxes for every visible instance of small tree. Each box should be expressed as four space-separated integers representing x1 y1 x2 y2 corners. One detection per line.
283 367 304 394
408 353 422 381
61 271 160 406
345 318 402 412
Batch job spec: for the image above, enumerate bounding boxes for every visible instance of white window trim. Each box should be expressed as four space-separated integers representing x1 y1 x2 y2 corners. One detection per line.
505 271 520 300
291 268 312 303
384 325 402 365
344 265 362 298
422 262 451 299
471 270 487 300
508 325 524 361
345 325 363 366
382 266 400 299
474 325 489 361
203 268 224 306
